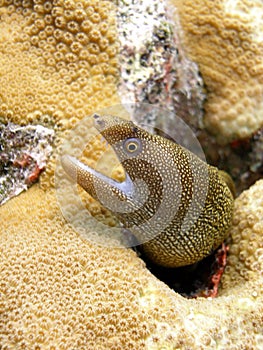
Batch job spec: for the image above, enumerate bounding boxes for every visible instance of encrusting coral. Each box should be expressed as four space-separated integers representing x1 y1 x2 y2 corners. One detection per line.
0 180 263 349
0 0 121 190
171 0 263 143
220 179 263 293
0 0 119 126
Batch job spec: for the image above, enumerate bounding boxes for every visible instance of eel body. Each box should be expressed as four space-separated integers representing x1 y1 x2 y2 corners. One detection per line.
61 114 235 268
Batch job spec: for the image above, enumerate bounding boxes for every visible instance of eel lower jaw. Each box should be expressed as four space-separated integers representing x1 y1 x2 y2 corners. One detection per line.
61 155 134 199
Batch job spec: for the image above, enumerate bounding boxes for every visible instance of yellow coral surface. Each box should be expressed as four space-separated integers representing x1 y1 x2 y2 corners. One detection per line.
171 0 263 143
0 0 119 127
221 178 263 292
0 181 262 349
0 0 121 189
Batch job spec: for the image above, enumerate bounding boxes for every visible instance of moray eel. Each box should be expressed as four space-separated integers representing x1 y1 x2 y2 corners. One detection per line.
61 114 235 268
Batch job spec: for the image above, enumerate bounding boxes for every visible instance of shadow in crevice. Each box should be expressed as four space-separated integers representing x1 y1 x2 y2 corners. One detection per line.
137 246 222 298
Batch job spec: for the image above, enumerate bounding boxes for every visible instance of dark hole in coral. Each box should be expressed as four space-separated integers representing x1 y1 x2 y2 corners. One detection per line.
135 244 224 298
140 53 149 67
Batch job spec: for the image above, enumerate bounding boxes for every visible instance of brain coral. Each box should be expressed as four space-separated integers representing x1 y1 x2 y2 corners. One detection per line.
171 0 263 143
0 179 262 348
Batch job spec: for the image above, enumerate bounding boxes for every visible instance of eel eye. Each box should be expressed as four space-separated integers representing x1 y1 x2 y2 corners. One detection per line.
123 138 142 156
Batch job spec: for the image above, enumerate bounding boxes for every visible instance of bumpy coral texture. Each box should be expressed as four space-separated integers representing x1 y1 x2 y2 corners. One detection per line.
0 0 119 125
221 178 263 292
1 0 263 348
0 0 120 188
171 0 263 143
0 180 263 349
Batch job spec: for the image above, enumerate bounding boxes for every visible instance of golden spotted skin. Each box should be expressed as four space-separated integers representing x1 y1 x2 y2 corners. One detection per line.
62 114 235 268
